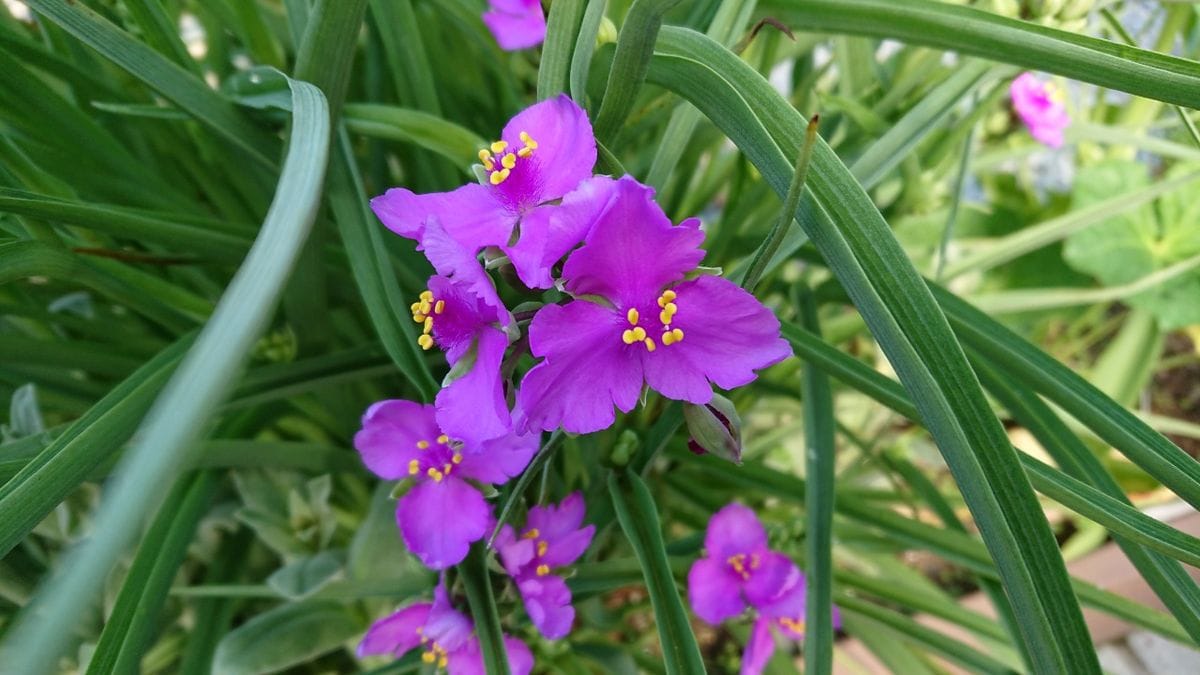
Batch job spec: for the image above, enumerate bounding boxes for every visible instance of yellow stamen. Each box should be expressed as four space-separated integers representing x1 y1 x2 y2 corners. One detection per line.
537 540 548 557
522 528 540 540
631 326 647 342
452 452 463 464
489 168 510 185
662 290 676 301
438 655 448 668
662 331 677 346
663 302 677 316
417 334 434 350
490 140 508 154
501 153 516 169
410 302 421 313
419 290 433 301
670 328 684 343
427 467 444 482
659 309 672 325
422 651 436 664
644 337 657 352
408 459 420 475
437 434 449 444
423 317 433 334
413 312 427 323
477 149 491 163
443 462 452 474
536 564 550 576
626 308 639 325
517 146 533 158
519 131 532 143
434 300 445 314
482 159 494 171
779 617 805 634
417 440 430 450
622 329 637 345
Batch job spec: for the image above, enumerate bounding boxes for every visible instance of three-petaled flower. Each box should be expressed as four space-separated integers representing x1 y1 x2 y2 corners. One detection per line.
1010 72 1070 148
493 492 595 638
482 0 546 51
517 176 792 434
354 399 537 569
359 580 534 674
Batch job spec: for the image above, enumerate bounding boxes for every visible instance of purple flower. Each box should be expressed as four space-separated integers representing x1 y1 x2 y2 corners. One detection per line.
741 576 843 675
517 176 792 434
493 492 595 638
354 400 538 569
359 580 534 675
372 95 597 290
1011 72 1069 148
687 503 800 624
483 0 546 51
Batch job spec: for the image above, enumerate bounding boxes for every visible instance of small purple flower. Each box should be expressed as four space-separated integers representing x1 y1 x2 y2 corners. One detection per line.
354 400 538 569
372 95 597 290
493 492 595 638
687 503 800 624
359 580 534 675
517 176 792 434
1011 72 1069 148
741 576 843 675
483 0 546 51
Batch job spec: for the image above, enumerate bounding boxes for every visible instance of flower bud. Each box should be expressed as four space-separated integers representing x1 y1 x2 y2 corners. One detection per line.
683 394 742 464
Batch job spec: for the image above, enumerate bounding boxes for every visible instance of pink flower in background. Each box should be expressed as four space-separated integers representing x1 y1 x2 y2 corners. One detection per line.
741 576 842 675
354 400 537 569
517 176 791 434
493 493 595 638
1011 72 1070 148
359 581 534 674
483 0 547 51
372 95 596 290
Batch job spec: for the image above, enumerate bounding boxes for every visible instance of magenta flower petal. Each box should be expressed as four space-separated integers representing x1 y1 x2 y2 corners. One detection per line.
395 478 490 569
503 636 535 675
538 525 594 568
421 226 510 325
425 581 475 651
353 400 441 479
705 503 769 559
501 177 616 289
688 556 748 624
742 552 801 608
482 0 546 51
371 183 512 251
448 635 534 675
758 573 809 639
495 95 596 209
740 617 777 675
1010 72 1069 148
494 524 537 576
561 176 705 308
357 603 432 658
525 491 586 538
642 275 792 403
518 300 644 433
454 425 539 484
435 326 512 447
517 573 575 639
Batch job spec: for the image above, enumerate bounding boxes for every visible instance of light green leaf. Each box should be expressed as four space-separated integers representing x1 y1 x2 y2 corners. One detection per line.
212 600 360 675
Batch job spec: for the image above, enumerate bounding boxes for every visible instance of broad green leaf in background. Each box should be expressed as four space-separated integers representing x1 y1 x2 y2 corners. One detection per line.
1064 161 1200 329
211 600 362 675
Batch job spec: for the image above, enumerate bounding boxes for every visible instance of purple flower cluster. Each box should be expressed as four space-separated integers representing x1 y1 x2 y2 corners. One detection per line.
354 95 790 668
689 504 841 675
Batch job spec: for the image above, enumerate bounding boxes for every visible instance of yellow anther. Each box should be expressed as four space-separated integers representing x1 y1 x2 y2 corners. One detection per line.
519 131 532 143
437 434 449 444
537 540 548 557
423 317 433 334
671 328 684 343
443 462 452 474
478 149 491 163
427 467 444 482
482 158 494 171
434 300 445 314
417 334 434 350
522 528 540 540
626 308 639 325
659 310 673 325
663 302 677 316
779 617 805 633
536 564 550 576
419 300 432 314
422 651 436 664
662 331 677 346
452 452 463 464
631 326 647 342
622 329 637 345
413 312 427 323
420 290 434 301
501 153 516 169
417 440 430 450
489 168 510 185
408 459 420 475
517 146 533 158
490 140 508 154
437 655 448 668
410 302 421 313
662 290 676 301
644 337 657 352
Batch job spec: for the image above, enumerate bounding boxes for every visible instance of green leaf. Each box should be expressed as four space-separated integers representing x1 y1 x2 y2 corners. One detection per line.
539 0 585 100
593 0 683 142
344 103 486 170
266 550 346 600
760 0 1200 109
212 600 360 675
608 471 706 675
459 543 510 675
0 76 331 675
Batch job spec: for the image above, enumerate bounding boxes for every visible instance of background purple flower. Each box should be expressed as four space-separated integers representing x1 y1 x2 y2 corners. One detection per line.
358 581 533 674
1011 72 1070 148
482 0 546 51
518 176 792 434
494 492 595 638
372 95 596 290
687 503 800 624
354 400 538 569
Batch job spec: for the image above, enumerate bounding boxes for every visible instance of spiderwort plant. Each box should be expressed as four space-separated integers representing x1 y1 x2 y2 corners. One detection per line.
518 176 792 434
493 492 596 638
354 400 537 569
1010 72 1070 148
359 580 534 674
